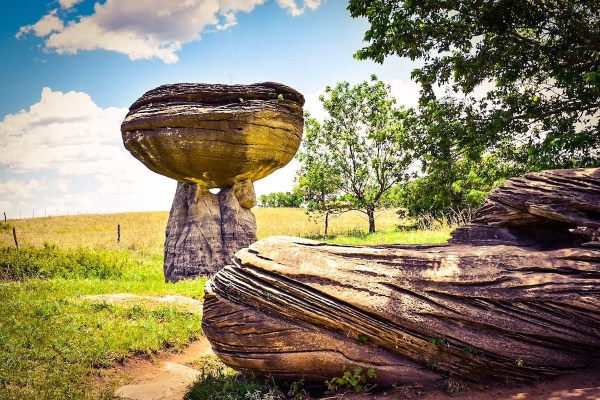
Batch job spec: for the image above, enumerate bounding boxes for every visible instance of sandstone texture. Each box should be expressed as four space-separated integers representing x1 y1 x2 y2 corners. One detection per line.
122 82 304 281
450 168 600 248
121 82 304 188
164 180 257 280
202 168 600 385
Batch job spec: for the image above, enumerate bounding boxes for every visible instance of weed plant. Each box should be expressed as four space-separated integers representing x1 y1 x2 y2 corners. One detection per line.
184 367 284 400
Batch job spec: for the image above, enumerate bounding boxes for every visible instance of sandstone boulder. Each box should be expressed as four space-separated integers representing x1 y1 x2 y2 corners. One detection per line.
122 83 304 281
121 82 304 188
202 168 600 385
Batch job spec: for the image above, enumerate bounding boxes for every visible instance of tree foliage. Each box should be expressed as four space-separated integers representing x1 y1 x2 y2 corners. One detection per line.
348 0 600 170
295 115 345 235
295 76 411 233
258 191 303 208
402 97 522 217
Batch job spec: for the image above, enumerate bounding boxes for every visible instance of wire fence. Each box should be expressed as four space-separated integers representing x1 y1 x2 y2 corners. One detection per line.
0 209 404 253
0 212 168 255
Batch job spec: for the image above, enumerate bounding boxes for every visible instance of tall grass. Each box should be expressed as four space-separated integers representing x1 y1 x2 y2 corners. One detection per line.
0 244 126 280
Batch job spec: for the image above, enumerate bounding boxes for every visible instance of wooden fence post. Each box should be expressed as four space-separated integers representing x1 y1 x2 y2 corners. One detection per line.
117 224 121 244
12 228 18 250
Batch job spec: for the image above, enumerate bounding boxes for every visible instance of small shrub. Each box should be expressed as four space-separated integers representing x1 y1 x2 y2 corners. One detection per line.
325 366 377 394
286 379 307 400
184 367 284 400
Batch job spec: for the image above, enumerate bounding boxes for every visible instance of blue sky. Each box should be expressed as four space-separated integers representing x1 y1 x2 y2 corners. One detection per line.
0 0 421 218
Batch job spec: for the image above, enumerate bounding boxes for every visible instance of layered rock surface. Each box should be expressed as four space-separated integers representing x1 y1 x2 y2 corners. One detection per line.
121 82 304 281
121 82 304 188
450 168 600 248
202 168 600 385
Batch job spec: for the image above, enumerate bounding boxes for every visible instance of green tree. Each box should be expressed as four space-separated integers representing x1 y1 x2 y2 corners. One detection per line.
348 0 600 170
258 191 303 208
402 97 522 217
295 76 411 233
295 115 344 235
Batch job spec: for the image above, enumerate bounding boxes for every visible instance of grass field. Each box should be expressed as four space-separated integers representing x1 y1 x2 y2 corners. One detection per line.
0 208 451 252
0 208 452 399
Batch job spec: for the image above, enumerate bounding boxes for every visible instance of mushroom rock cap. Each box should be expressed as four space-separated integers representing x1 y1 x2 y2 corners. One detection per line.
121 82 305 188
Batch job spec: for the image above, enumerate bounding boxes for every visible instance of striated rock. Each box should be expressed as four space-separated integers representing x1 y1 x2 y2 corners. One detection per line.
121 82 304 188
163 180 258 281
450 168 600 248
202 168 600 385
122 83 303 281
164 182 224 281
219 181 257 260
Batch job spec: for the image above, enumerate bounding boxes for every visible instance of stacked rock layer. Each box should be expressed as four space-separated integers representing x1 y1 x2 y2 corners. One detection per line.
121 82 304 280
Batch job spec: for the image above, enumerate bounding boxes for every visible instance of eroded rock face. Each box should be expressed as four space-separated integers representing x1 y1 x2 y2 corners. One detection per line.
121 82 304 188
450 168 600 248
164 180 257 281
122 82 304 281
202 168 600 385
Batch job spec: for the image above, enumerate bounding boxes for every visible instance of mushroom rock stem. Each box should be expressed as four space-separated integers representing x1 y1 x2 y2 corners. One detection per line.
219 180 258 266
164 179 257 282
164 183 224 282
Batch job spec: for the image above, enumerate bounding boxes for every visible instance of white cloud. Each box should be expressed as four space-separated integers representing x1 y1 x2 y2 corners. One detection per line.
276 0 321 16
0 179 45 199
0 87 126 175
302 90 327 121
254 158 300 196
0 88 175 216
58 0 84 9
17 0 322 63
388 79 421 109
302 78 421 124
16 10 64 39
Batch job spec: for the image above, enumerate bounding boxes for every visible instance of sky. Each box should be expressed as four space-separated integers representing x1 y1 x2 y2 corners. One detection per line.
0 0 422 218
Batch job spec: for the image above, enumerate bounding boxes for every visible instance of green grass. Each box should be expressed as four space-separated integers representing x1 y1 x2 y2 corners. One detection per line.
0 280 204 399
316 228 451 246
0 209 457 400
0 244 126 280
0 246 205 400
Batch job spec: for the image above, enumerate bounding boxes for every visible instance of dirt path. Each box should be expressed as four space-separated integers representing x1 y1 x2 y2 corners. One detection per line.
85 293 211 400
112 338 213 400
89 294 600 400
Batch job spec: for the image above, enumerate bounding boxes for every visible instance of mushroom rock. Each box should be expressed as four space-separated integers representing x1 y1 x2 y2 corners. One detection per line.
121 82 304 281
202 168 600 385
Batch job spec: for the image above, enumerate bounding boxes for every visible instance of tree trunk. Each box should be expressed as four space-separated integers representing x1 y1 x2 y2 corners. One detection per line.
324 211 329 236
202 168 600 385
367 207 376 233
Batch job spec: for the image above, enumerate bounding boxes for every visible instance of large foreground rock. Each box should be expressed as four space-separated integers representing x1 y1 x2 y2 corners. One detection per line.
202 168 600 385
121 82 304 281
